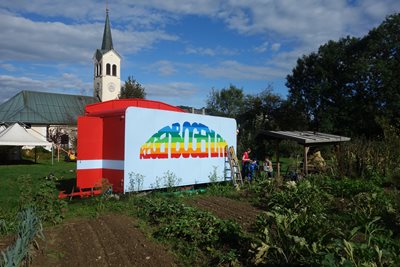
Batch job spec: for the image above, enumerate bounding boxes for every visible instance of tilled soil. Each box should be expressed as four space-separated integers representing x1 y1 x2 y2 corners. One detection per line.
3 197 262 266
31 214 177 267
185 196 263 230
0 235 14 252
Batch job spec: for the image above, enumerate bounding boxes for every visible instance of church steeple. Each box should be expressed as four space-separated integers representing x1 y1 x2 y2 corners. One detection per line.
101 9 113 52
93 8 121 102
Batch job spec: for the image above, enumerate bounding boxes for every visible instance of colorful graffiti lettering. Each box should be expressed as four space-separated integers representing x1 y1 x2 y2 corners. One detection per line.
140 122 228 159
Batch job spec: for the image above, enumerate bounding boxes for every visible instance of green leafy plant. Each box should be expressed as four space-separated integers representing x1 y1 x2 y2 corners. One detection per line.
133 195 251 265
161 171 182 190
128 172 144 192
208 166 221 183
0 209 17 236
0 208 43 267
249 176 400 266
19 174 66 225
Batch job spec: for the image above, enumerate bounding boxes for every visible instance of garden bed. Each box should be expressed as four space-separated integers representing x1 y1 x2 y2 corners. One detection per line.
31 214 177 267
185 196 262 231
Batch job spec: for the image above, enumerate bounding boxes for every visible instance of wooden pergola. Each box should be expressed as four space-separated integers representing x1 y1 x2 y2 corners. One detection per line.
258 131 351 176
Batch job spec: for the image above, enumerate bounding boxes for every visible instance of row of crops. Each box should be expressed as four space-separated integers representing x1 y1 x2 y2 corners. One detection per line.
0 174 65 267
125 174 400 266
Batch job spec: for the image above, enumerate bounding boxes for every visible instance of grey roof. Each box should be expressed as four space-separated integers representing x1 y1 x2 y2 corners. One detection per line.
0 90 96 125
261 131 351 145
95 10 115 61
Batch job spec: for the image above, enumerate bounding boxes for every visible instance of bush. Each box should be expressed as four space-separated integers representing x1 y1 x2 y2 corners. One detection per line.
21 147 52 160
249 176 400 266
338 120 400 181
19 174 66 225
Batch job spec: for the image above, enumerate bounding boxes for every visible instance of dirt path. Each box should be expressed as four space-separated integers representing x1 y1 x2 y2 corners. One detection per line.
32 214 178 267
185 196 262 231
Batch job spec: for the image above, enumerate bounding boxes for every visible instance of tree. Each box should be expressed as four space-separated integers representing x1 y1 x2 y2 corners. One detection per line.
206 85 244 118
206 84 284 158
286 13 400 138
119 76 146 99
287 37 360 135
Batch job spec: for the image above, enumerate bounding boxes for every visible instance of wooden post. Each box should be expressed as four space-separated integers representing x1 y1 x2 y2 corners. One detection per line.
275 140 280 178
335 143 343 177
34 146 37 163
304 146 310 175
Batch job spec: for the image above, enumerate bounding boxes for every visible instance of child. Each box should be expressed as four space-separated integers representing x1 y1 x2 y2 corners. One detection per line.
263 156 273 178
248 159 259 181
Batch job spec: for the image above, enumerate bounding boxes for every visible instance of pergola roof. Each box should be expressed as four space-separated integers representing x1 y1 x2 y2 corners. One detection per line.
259 130 351 176
260 131 351 145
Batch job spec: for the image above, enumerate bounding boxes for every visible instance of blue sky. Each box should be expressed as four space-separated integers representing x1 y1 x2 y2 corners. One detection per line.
0 1 399 108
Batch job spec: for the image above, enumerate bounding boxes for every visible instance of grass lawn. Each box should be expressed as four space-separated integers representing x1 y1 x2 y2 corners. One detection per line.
0 159 77 212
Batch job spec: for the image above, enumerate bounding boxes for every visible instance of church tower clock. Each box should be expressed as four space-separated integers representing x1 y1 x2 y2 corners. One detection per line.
93 9 121 102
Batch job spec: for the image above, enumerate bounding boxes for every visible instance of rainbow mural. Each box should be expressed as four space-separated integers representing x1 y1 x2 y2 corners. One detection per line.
140 122 228 159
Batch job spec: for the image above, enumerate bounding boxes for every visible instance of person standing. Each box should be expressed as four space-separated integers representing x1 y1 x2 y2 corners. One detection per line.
242 148 251 180
263 156 273 178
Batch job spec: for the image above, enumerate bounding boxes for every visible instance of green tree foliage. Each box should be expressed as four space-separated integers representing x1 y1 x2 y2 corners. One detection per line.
206 85 284 157
238 87 283 153
206 85 244 118
119 76 146 99
273 100 308 131
286 13 400 138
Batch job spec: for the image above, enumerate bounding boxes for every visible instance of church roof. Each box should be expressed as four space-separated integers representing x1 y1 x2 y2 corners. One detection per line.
0 90 96 125
101 10 113 51
96 10 117 61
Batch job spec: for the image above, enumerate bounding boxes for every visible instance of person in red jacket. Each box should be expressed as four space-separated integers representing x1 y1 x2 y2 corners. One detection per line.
242 148 251 180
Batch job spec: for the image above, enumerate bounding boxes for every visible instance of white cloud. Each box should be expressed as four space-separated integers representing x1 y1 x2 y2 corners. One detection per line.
197 60 286 81
0 63 17 72
271 43 281 52
0 1 99 20
254 41 269 53
0 13 95 62
1 1 398 63
143 59 288 82
145 81 199 98
116 30 178 55
131 0 219 16
185 46 237 56
360 0 400 20
253 42 281 53
144 81 204 107
148 61 177 76
0 12 177 63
